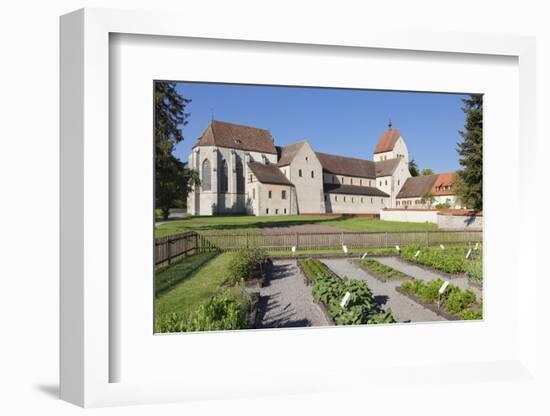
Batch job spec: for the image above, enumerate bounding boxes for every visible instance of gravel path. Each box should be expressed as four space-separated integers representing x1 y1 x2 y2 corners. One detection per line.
373 256 482 299
251 260 330 328
321 259 445 323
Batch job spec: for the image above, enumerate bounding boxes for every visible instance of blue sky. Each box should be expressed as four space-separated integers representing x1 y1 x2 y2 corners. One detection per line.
173 82 470 173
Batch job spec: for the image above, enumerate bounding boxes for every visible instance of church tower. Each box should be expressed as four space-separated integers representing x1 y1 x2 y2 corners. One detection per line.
373 120 409 163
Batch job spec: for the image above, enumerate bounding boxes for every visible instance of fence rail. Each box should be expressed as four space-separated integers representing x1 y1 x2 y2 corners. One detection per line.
155 229 482 268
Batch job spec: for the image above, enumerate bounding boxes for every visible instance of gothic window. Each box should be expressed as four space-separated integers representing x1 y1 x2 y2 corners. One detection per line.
201 159 211 191
236 155 245 194
219 159 228 193
298 169 303 177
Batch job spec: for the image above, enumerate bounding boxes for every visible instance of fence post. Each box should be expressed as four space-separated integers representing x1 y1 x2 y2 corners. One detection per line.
167 238 171 265
426 231 430 246
340 232 344 246
246 233 249 248
385 232 388 247
295 232 299 249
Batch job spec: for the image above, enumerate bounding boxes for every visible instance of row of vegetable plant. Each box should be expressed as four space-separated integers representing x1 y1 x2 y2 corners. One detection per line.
399 245 477 274
300 258 396 325
299 258 337 283
359 258 410 280
399 278 482 320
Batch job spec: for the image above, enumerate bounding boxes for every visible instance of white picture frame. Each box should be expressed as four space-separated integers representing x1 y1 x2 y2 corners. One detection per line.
60 8 539 408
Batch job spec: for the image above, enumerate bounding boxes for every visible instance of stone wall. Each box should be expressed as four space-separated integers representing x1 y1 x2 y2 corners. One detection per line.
437 212 483 230
380 208 439 223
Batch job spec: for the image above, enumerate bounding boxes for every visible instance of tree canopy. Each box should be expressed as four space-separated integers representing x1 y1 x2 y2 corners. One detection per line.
155 81 199 220
455 95 483 210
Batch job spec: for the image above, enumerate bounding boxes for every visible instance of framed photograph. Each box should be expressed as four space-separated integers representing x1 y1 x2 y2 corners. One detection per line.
60 8 538 408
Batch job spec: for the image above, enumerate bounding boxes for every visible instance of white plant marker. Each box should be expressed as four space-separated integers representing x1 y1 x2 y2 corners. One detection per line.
291 246 296 255
466 248 472 259
440 244 445 250
340 291 351 308
474 242 479 250
415 250 421 258
395 245 400 252
439 280 450 294
361 252 368 260
342 244 348 254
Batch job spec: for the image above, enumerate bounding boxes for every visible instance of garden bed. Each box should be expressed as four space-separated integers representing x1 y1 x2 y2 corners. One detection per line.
354 258 413 283
397 278 482 321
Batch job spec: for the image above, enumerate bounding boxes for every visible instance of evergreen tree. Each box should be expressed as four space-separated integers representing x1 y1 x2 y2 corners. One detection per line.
154 81 199 220
455 95 483 210
409 158 419 177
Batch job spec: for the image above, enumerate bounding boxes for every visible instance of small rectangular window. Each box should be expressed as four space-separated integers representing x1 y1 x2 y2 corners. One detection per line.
275 209 279 214
360 179 362 186
361 197 363 203
381 198 384 204
332 175 336 183
350 178 353 185
344 196 346 202
284 208 287 214
379 181 382 186
352 197 354 203
371 197 373 203
253 188 256 200
268 190 272 199
249 174 253 182
385 180 388 186
266 208 269 214
299 169 303 177
282 190 287 199
335 196 338 201
311 170 314 178
398 179 400 186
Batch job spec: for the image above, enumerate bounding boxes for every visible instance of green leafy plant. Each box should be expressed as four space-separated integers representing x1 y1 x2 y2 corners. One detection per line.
227 247 269 284
155 289 251 333
400 245 469 274
360 259 408 279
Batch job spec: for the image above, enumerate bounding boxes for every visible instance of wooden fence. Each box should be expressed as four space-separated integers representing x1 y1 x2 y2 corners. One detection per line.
155 229 482 267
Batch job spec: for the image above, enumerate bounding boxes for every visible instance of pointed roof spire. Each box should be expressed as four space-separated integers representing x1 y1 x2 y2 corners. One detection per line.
388 117 393 130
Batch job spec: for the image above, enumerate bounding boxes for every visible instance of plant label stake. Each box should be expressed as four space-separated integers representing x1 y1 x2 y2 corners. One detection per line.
395 245 400 252
291 246 296 255
440 244 445 250
340 291 351 308
466 249 472 259
415 250 421 258
342 244 348 254
361 252 368 260
438 280 450 310
474 242 479 250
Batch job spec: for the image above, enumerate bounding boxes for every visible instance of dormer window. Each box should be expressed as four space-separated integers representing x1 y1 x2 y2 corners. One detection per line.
234 137 241 144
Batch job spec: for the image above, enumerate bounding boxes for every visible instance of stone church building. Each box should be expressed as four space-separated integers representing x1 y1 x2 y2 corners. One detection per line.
187 120 457 216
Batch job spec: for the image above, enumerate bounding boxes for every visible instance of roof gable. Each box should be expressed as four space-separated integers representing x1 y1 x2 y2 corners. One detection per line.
431 172 457 196
374 128 401 154
374 158 401 177
396 174 439 198
248 162 294 186
276 141 307 166
194 120 277 154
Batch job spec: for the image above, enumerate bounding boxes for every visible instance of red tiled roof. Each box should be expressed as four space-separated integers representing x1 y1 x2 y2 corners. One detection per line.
374 128 401 154
431 172 457 196
193 120 277 154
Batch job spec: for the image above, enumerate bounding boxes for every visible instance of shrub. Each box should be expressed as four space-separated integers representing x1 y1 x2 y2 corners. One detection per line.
435 202 451 209
155 290 251 333
227 248 269 284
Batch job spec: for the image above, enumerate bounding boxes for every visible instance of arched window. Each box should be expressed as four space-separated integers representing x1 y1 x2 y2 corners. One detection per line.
219 159 228 193
236 155 244 194
201 159 211 191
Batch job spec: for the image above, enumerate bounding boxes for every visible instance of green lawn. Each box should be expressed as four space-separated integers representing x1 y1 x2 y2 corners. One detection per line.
155 252 234 319
155 214 437 238
155 251 218 296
